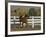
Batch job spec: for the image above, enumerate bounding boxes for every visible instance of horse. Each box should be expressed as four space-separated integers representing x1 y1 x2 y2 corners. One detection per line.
19 14 28 27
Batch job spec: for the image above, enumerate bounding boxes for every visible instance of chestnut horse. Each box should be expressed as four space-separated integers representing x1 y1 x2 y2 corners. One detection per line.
19 14 28 27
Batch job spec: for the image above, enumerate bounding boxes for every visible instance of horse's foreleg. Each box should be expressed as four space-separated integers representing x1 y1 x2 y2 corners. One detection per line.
22 22 24 27
21 22 23 27
26 22 28 27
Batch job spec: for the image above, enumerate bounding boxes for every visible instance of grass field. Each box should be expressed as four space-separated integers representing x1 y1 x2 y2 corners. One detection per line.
11 24 41 31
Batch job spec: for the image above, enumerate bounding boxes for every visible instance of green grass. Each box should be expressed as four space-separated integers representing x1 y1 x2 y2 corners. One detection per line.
11 24 41 31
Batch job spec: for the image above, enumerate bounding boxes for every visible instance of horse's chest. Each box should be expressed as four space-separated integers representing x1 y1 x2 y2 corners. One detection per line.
22 17 27 23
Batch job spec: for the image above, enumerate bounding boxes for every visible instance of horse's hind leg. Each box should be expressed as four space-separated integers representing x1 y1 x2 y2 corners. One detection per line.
23 23 26 27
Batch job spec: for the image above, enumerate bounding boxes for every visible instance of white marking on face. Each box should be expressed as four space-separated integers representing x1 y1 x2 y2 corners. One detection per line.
22 16 24 17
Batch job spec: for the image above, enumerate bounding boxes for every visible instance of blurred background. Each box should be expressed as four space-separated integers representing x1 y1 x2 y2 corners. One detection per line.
11 6 41 16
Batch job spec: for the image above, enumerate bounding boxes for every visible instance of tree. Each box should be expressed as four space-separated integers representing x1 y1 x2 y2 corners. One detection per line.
28 8 41 16
29 8 36 16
